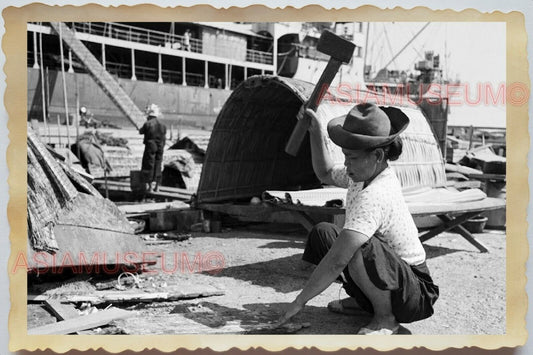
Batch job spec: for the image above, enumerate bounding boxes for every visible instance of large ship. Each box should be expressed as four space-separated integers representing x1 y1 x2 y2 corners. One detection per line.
27 21 366 130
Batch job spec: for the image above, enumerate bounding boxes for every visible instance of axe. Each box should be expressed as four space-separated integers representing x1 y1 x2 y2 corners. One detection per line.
285 30 356 156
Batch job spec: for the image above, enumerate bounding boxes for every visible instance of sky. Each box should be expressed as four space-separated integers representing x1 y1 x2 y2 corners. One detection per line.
366 22 506 86
365 22 507 128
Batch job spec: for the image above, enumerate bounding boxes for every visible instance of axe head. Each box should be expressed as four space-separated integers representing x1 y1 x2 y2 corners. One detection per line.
317 30 356 63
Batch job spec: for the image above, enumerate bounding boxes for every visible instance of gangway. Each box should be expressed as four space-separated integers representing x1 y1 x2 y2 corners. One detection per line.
49 22 145 129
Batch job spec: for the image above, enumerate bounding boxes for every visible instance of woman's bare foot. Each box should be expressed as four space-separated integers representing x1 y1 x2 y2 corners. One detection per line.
357 314 399 335
327 297 371 315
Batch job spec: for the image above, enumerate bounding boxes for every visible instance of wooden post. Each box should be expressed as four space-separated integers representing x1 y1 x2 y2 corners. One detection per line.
224 63 229 90
272 26 278 74
56 114 62 147
131 48 137 81
204 61 209 88
158 50 163 83
38 27 48 142
45 66 51 144
181 57 187 86
101 42 106 69
68 49 74 73
227 64 232 90
104 170 109 199
32 30 39 69
58 23 71 152
468 125 474 150
244 66 247 80
75 78 80 159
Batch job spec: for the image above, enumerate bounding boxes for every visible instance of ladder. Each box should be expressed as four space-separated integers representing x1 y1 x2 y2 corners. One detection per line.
49 22 146 129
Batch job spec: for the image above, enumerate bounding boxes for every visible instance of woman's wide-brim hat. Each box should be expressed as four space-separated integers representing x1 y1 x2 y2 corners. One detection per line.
327 103 409 150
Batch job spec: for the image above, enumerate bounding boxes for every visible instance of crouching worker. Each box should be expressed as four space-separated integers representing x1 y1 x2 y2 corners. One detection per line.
140 104 167 192
275 103 439 335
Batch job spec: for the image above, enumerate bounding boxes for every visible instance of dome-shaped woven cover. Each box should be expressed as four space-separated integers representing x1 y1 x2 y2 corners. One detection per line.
197 75 445 203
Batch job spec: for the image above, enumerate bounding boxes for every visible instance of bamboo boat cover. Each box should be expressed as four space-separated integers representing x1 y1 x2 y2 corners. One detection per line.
197 75 446 203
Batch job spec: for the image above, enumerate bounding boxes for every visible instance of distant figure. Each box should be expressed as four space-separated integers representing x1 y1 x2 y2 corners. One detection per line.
72 131 112 174
139 104 167 192
79 106 99 128
216 78 223 89
183 29 191 51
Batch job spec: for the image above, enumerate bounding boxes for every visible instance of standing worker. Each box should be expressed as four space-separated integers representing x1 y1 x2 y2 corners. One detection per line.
140 103 167 192
274 103 439 335
183 29 191 51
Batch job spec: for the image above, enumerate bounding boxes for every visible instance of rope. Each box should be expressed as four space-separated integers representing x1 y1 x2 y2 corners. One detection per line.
117 272 141 290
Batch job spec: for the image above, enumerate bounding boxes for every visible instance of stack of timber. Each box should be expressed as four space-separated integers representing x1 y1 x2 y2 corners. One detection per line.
27 127 145 272
92 179 194 201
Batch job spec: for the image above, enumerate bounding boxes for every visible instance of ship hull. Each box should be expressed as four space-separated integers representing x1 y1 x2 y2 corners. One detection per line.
27 68 232 129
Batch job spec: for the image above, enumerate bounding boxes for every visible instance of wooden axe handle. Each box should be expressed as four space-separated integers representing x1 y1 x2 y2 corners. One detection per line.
285 58 343 156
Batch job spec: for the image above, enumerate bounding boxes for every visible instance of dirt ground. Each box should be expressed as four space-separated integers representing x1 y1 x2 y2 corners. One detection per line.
29 222 504 335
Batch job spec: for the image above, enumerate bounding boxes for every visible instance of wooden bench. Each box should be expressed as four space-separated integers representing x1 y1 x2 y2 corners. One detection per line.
200 197 506 253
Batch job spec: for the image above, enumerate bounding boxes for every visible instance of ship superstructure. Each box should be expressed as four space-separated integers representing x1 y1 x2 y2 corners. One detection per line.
27 21 366 128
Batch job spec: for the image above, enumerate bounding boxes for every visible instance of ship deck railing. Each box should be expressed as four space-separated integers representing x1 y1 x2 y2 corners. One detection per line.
34 22 274 66
27 49 214 88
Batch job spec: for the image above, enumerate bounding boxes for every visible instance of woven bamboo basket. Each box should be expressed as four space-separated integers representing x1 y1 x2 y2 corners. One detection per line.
197 75 446 203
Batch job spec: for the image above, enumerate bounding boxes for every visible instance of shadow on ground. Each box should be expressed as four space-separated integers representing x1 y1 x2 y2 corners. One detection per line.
424 244 468 259
258 239 306 249
206 254 310 293
170 301 411 334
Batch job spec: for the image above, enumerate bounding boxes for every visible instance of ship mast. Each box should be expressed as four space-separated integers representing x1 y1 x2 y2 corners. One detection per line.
380 22 430 71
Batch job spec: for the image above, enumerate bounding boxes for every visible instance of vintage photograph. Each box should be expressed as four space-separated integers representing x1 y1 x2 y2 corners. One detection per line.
3 1 527 351
22 19 510 338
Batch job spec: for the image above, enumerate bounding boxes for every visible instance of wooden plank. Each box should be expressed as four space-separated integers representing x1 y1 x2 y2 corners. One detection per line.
269 198 506 217
44 300 80 321
93 180 193 196
451 180 482 189
468 173 506 181
93 180 192 201
28 294 101 304
118 201 188 214
44 299 82 335
28 307 135 335
144 240 173 245
408 197 506 216
28 288 225 305
101 292 169 302
148 190 192 200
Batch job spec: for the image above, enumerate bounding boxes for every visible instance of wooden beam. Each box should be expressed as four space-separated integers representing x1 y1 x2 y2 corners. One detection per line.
44 300 80 321
28 307 135 335
419 212 480 243
28 294 101 304
43 299 82 335
28 288 225 305
438 214 489 253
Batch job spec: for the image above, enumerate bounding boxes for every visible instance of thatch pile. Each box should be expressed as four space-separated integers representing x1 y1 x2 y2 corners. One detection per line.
27 128 133 254
197 75 446 203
